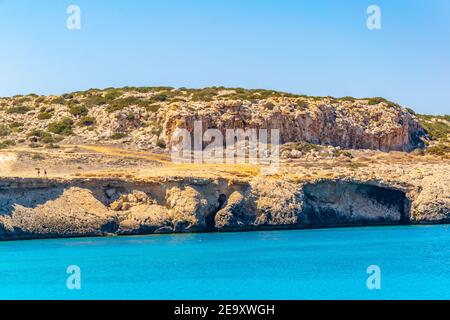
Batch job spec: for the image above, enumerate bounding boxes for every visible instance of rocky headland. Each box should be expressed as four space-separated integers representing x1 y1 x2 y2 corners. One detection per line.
0 87 449 240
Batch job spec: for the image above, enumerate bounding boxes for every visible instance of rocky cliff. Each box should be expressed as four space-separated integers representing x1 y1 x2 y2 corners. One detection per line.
0 167 448 240
0 87 448 241
0 87 427 152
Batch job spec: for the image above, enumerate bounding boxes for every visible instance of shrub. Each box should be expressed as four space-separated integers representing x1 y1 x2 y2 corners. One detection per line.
156 138 166 149
367 97 388 105
37 111 54 120
426 143 450 156
405 108 416 115
106 97 142 113
104 90 122 101
136 86 174 93
27 129 62 144
367 97 399 108
110 132 128 140
191 88 221 102
34 97 45 104
51 97 66 105
145 103 161 112
126 112 136 121
84 95 108 107
78 116 96 127
9 121 24 132
48 117 74 135
339 96 356 102
151 126 163 137
41 134 63 145
69 104 88 117
148 93 170 103
62 93 74 99
417 115 450 142
6 106 32 114
12 96 32 105
0 125 11 137
0 140 15 149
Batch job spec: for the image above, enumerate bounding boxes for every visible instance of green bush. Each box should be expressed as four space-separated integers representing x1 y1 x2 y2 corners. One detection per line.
338 96 356 102
9 122 24 128
148 93 170 103
145 103 161 112
110 132 127 140
37 111 54 120
136 86 174 93
104 90 122 101
0 140 15 149
51 97 66 105
78 116 96 127
157 138 166 149
69 104 88 117
367 97 388 105
366 97 399 108
62 93 74 99
27 129 63 144
426 143 450 156
34 97 46 104
106 97 142 113
0 125 11 137
48 117 74 135
418 115 450 142
84 95 108 107
6 106 32 114
191 88 221 102
12 97 32 105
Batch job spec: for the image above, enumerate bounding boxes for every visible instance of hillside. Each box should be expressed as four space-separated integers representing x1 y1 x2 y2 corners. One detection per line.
2 87 447 155
1 87 449 240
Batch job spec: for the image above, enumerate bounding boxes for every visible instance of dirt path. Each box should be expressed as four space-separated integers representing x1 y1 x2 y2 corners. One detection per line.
68 145 172 164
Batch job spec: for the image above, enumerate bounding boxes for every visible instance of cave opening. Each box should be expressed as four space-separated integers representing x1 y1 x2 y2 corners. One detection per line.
303 181 410 226
205 194 228 232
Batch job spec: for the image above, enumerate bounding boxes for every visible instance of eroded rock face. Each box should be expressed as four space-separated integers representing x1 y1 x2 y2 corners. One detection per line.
166 186 211 232
0 175 448 241
164 99 425 152
0 187 117 239
302 181 409 226
411 175 450 223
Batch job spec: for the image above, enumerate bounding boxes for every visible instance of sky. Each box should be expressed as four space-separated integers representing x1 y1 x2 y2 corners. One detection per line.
0 0 449 114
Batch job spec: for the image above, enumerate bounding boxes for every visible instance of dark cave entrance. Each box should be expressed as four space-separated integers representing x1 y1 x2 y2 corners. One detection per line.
205 194 228 231
303 181 410 226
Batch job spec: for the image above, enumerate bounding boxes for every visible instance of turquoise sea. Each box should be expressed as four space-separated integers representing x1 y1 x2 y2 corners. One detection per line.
0 225 449 300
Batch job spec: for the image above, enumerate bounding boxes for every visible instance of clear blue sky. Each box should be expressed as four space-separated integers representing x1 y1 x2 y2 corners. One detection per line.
0 0 449 114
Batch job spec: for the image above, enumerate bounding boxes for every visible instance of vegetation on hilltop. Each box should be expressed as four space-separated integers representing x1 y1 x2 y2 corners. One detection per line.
0 86 447 157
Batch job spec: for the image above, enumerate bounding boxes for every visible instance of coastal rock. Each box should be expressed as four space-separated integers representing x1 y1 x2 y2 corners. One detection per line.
250 179 303 227
0 163 448 241
215 191 250 229
166 186 211 232
118 204 170 234
0 187 117 239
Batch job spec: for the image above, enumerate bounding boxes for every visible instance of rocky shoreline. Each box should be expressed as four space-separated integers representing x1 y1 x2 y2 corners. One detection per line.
1 87 448 241
1 171 448 241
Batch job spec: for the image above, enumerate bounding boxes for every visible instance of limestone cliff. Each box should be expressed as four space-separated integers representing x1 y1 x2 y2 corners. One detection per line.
0 87 427 152
0 168 448 240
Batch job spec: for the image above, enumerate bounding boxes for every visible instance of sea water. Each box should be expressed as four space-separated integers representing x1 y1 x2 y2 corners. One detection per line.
0 225 449 300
